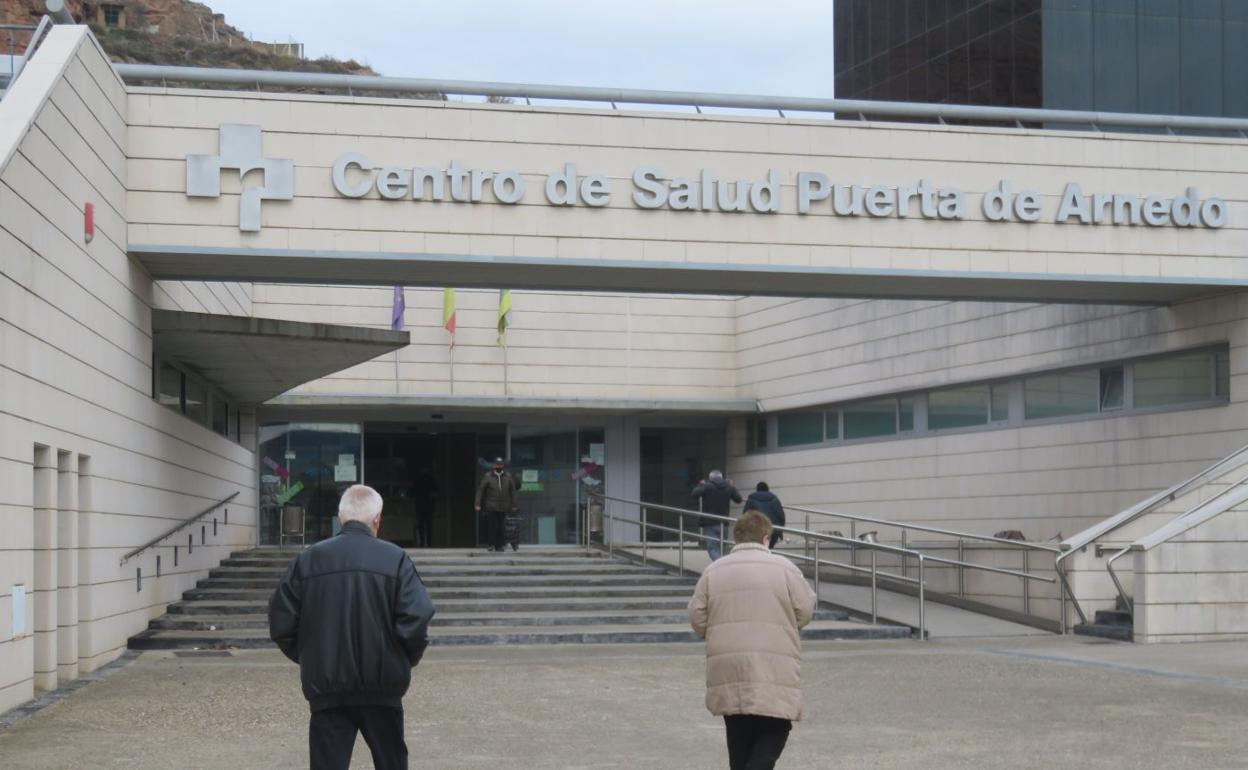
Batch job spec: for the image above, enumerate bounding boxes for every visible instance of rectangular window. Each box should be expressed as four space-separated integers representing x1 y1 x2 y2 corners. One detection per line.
747 418 768 452
1100 366 1124 410
990 383 1010 422
1134 352 1215 408
929 385 989 430
777 412 825 447
157 363 182 411
211 396 229 436
184 377 207 425
1216 349 1231 398
898 398 915 432
825 410 841 440
844 399 898 440
1024 369 1099 419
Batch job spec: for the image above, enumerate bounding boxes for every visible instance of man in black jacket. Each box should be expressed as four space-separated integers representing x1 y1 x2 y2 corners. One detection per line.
744 481 786 550
474 457 519 552
269 484 436 770
692 470 742 561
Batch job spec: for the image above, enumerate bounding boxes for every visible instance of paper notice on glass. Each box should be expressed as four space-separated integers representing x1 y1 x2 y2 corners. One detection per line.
334 464 357 482
589 443 605 465
338 454 355 467
522 469 539 483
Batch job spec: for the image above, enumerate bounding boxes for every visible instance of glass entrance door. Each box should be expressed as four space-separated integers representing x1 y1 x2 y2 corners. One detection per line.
507 426 605 545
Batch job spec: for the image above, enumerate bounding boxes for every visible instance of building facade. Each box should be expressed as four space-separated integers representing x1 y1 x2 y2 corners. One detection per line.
3 22 1248 714
835 0 1248 117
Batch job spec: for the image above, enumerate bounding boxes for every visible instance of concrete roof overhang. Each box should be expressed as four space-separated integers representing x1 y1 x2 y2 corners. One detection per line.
131 245 1243 305
261 393 760 419
153 310 409 404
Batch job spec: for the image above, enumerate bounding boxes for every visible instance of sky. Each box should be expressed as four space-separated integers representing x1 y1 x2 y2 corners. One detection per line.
202 0 837 99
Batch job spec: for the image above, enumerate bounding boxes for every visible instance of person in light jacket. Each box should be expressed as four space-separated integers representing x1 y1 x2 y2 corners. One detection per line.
688 511 817 770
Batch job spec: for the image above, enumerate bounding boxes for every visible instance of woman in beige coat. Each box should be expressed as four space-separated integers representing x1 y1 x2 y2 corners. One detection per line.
688 511 817 770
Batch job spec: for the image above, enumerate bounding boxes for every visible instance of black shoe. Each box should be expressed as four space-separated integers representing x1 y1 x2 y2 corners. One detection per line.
511 543 518 552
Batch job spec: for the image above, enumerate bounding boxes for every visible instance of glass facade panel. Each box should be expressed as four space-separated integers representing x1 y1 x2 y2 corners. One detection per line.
844 399 898 439
899 398 915 431
929 385 989 430
825 410 841 440
1135 353 1213 407
1024 370 1098 419
747 418 768 452
184 377 207 425
258 423 362 545
508 426 605 546
990 383 1010 421
1100 367 1125 409
641 426 725 542
211 396 229 436
777 411 825 447
157 362 182 411
1216 349 1231 398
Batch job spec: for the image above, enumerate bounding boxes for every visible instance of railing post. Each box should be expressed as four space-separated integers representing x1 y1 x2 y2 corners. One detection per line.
719 521 725 560
678 514 684 577
1023 549 1030 616
608 502 614 559
804 514 811 563
957 538 965 597
641 506 648 566
901 530 908 579
850 520 857 567
813 539 820 599
918 555 927 641
870 549 878 623
1059 564 1068 635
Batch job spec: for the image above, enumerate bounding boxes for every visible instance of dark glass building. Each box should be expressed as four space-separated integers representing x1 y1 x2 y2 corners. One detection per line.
834 0 1248 117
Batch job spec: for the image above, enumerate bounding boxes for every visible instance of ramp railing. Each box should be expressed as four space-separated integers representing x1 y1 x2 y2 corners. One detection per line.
589 493 1058 640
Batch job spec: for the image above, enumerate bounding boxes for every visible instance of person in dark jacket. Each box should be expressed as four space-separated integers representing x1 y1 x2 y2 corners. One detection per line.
474 457 519 552
692 470 742 561
744 481 786 550
269 484 435 770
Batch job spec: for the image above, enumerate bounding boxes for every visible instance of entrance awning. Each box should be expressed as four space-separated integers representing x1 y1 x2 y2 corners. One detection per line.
152 310 409 404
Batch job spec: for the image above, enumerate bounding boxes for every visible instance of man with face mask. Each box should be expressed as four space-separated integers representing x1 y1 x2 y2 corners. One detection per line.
474 457 519 552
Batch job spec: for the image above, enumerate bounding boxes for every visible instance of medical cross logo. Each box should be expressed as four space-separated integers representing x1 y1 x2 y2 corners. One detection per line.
186 124 293 232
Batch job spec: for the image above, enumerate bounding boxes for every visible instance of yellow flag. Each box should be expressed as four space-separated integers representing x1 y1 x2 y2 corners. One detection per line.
497 289 512 347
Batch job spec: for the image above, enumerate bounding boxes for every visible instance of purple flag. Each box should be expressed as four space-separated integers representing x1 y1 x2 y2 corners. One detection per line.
391 286 405 331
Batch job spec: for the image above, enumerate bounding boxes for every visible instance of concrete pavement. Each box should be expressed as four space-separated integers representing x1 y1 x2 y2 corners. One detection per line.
2 636 1247 769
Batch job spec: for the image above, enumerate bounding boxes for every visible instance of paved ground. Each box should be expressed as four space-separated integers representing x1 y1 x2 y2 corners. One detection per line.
2 636 1247 769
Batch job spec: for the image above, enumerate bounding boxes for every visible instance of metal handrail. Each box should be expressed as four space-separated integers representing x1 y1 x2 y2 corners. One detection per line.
1103 471 1248 616
1055 441 1248 627
9 15 50 85
592 493 1060 639
786 504 1062 554
110 63 1248 136
120 492 240 565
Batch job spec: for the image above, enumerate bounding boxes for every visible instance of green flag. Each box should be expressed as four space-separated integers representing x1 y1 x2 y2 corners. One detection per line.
497 289 512 347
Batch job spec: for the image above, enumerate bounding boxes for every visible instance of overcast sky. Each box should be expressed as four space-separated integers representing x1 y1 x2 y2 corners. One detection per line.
202 0 837 98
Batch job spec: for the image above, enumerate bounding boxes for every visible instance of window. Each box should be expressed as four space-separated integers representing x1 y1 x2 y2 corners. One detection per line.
747 418 768 452
990 383 1010 422
929 385 989 430
1216 349 1231 398
825 410 841 440
157 362 182 411
844 399 898 440
211 396 229 437
898 397 915 432
1024 369 1099 419
1100 367 1124 410
777 412 824 447
1134 352 1215 408
102 5 122 26
184 377 207 425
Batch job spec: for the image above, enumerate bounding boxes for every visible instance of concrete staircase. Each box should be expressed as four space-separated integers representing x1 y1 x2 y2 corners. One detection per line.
128 547 908 650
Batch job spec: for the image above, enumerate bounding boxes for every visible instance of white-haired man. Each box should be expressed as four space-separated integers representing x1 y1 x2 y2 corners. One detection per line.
269 484 436 770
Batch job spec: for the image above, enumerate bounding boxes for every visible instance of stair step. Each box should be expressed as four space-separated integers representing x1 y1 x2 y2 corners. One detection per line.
1073 622 1133 642
1093 609 1133 627
150 608 852 631
128 618 905 650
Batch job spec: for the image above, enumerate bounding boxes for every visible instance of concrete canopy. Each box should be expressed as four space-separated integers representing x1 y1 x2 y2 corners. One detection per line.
152 309 409 404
